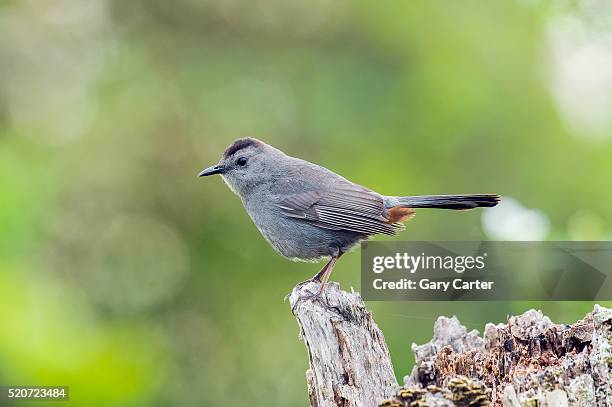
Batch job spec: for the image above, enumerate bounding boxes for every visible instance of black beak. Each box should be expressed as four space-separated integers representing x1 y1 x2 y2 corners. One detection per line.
198 165 226 177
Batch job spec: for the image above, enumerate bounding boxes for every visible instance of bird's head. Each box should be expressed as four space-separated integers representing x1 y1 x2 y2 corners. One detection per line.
199 137 283 197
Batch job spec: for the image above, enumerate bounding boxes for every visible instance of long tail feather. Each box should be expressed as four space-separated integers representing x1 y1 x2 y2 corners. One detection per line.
393 194 500 210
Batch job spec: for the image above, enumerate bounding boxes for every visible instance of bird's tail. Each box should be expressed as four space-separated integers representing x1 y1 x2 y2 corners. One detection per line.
393 194 500 210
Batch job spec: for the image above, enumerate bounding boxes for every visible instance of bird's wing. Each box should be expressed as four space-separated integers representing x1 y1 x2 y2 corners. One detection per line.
276 184 405 236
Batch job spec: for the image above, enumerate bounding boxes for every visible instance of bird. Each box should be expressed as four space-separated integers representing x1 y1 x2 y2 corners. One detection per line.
199 138 499 287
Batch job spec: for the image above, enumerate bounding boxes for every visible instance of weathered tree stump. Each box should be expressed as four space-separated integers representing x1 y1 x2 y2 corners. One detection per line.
289 281 611 407
289 281 397 406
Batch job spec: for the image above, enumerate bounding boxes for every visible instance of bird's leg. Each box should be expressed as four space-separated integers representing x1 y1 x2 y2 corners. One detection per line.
296 248 342 286
293 256 335 292
290 250 343 311
311 256 337 282
314 251 343 294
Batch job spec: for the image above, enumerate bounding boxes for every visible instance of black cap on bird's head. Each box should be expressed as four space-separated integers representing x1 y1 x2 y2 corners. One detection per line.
222 138 263 159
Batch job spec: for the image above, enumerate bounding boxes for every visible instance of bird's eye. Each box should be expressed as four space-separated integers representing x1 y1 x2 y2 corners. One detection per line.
236 157 248 167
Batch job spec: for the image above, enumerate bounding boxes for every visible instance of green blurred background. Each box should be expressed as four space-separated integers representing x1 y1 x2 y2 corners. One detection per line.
1 0 612 405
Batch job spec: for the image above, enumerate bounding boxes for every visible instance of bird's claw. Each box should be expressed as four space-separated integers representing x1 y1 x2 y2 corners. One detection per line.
290 280 333 314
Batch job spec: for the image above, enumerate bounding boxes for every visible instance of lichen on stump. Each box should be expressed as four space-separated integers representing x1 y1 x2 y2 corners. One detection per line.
380 376 490 407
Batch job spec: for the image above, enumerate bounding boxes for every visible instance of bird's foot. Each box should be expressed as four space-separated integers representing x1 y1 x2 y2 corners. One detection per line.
289 279 330 313
284 278 316 302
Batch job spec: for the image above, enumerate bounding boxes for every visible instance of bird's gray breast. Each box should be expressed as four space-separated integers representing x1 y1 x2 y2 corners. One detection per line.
241 188 361 261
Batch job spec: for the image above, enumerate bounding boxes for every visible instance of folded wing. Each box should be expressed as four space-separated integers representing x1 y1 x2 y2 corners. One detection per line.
277 184 404 236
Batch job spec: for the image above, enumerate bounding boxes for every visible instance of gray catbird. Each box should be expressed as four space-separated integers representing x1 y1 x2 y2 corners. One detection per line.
199 138 499 285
